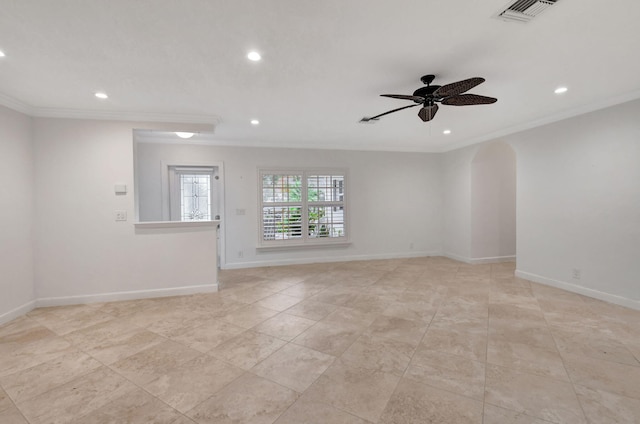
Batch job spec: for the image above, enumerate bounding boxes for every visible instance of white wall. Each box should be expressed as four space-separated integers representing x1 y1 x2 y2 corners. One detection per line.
441 144 477 261
470 141 516 260
32 118 219 303
0 106 35 323
508 99 640 307
136 142 444 268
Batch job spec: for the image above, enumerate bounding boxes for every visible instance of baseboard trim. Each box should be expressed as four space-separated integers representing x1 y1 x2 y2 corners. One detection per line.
515 270 640 311
35 283 218 308
443 253 516 265
0 300 36 325
222 250 443 270
469 255 516 265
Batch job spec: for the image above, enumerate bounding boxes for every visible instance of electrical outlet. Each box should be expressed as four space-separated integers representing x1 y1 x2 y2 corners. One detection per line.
115 210 127 221
238 250 244 258
572 268 581 280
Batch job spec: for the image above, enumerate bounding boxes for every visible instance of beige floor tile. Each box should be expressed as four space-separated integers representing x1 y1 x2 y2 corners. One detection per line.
487 339 569 381
563 353 640 400
485 364 587 423
169 416 198 424
208 330 287 370
382 298 438 323
284 299 338 321
220 286 277 304
407 348 485 400
252 313 316 341
307 287 360 306
64 318 165 364
304 359 400 422
293 321 363 356
0 350 102 404
4 258 640 424
16 366 137 424
379 378 483 424
551 327 640 367
35 309 115 336
0 386 14 413
255 293 303 311
92 298 157 318
347 293 392 314
170 319 246 353
322 306 379 327
0 332 73 377
421 324 488 362
144 311 213 338
482 404 550 424
274 393 371 424
0 405 29 424
279 282 328 299
365 315 429 347
144 355 244 413
488 321 558 352
69 387 181 424
109 340 201 385
0 316 43 340
340 334 414 377
186 373 298 424
251 343 335 392
574 384 640 424
219 304 280 328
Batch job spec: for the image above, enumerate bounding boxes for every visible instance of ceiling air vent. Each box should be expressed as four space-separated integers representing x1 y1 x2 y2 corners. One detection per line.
497 0 559 23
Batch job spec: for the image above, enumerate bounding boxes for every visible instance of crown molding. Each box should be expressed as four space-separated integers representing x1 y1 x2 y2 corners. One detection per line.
0 92 33 115
31 107 221 126
0 91 221 126
439 88 640 152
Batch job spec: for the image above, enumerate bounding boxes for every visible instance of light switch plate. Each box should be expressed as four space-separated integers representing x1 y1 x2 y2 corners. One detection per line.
114 184 127 194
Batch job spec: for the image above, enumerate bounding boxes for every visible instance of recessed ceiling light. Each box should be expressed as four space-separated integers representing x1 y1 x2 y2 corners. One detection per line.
247 51 261 61
95 92 108 99
251 119 260 125
554 87 568 94
0 50 5 57
175 132 195 139
443 129 451 135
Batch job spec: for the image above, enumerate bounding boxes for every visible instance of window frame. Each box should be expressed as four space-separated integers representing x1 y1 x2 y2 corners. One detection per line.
258 168 348 247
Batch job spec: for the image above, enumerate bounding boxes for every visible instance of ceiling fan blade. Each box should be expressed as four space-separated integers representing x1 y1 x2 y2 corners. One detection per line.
433 77 485 98
361 103 420 122
418 104 439 122
441 94 497 106
381 94 425 103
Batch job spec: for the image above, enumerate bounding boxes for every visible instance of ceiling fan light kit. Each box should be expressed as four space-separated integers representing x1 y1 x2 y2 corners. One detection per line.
361 74 497 123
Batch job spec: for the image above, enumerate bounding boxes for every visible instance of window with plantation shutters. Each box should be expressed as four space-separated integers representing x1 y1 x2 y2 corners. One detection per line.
259 169 347 246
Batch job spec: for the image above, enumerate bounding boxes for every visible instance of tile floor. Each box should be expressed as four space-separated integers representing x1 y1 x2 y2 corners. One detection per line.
1 257 639 423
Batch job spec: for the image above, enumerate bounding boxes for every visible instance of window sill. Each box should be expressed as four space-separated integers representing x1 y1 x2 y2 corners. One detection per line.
134 220 220 229
256 241 351 251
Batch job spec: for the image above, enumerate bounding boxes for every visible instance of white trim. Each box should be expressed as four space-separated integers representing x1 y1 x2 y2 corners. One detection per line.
440 90 640 153
134 220 219 228
256 241 352 251
31 107 222 126
515 270 640 311
222 250 442 269
443 252 473 264
0 300 36 325
469 255 516 264
0 92 33 115
35 283 218 308
443 252 515 264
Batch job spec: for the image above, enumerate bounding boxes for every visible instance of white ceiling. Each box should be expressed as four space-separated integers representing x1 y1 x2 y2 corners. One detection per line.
1 0 640 152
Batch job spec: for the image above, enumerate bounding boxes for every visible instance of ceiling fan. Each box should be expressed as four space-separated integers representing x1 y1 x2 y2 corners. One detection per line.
360 74 497 123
